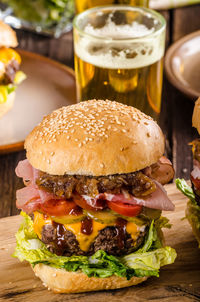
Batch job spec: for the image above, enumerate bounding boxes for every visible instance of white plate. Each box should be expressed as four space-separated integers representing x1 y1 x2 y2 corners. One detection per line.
0 50 76 153
165 30 200 100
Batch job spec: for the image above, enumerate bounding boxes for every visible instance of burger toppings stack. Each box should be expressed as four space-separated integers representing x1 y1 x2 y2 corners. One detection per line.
14 100 177 293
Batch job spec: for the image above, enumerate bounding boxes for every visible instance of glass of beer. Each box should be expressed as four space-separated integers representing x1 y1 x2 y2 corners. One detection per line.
73 6 166 120
76 0 149 14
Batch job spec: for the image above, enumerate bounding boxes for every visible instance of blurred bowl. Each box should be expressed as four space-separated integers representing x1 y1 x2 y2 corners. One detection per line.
165 30 200 100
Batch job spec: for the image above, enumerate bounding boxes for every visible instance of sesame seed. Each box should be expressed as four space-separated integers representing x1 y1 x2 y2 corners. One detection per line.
78 142 82 147
34 100 153 149
75 138 79 142
50 152 55 156
100 163 104 168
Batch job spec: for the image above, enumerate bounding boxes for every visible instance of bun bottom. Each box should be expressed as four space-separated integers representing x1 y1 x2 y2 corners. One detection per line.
33 264 148 294
186 201 200 247
0 91 15 118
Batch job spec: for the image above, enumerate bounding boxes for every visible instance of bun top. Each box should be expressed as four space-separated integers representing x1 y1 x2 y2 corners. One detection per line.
0 21 18 48
25 100 165 176
193 97 200 135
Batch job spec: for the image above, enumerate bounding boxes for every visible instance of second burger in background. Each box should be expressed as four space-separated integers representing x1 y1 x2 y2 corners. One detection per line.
176 97 200 247
0 20 26 118
14 100 176 293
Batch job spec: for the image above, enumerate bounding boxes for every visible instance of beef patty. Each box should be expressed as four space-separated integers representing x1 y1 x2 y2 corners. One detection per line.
41 223 147 257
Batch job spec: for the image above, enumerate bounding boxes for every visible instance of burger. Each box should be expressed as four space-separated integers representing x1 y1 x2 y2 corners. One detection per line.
14 100 176 293
0 20 26 118
176 97 200 247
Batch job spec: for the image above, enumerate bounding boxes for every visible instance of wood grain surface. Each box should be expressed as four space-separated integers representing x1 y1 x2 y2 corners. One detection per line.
0 5 200 220
0 183 200 302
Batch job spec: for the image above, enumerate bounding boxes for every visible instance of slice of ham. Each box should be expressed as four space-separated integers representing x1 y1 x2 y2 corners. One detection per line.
16 184 59 212
15 159 40 186
191 159 200 180
16 185 40 208
143 156 174 185
38 189 57 203
15 159 59 212
191 159 200 191
19 198 43 214
104 180 175 211
15 159 34 181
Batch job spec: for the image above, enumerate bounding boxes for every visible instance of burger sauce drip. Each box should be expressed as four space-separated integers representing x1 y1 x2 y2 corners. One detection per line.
116 218 127 250
81 217 93 235
69 206 83 216
52 221 66 255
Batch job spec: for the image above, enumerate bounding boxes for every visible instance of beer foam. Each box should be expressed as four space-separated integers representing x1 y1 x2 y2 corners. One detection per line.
75 18 165 69
84 19 155 39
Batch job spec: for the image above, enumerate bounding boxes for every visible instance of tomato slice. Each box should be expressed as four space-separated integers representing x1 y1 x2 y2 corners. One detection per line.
191 175 200 190
41 199 77 216
107 200 142 217
73 193 106 211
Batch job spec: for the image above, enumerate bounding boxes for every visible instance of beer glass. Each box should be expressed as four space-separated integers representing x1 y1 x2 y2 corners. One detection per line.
73 6 166 120
76 0 149 14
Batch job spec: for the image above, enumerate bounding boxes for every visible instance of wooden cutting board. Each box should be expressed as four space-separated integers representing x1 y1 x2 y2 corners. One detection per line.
0 183 200 302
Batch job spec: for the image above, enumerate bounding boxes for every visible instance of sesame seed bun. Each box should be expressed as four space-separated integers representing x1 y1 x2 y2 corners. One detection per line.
33 264 148 293
0 91 15 118
192 97 200 135
25 100 165 176
0 21 18 48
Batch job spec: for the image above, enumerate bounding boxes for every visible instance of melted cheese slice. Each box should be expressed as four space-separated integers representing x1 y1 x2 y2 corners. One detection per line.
33 211 142 252
65 220 108 251
0 47 21 65
33 212 52 239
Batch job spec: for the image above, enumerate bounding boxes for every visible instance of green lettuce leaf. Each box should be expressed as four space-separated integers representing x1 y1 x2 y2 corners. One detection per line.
122 247 177 277
0 85 17 103
14 212 176 279
0 86 9 104
0 71 26 104
175 178 196 203
2 0 75 26
14 71 27 85
187 200 200 230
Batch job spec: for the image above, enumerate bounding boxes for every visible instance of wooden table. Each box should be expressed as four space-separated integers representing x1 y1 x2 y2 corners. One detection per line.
0 5 200 218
